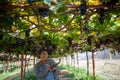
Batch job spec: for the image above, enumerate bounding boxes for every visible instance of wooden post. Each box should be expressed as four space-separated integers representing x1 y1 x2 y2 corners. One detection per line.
21 52 24 80
77 52 79 68
86 51 89 76
74 53 76 71
66 56 68 67
110 53 112 60
92 51 96 80
33 56 35 67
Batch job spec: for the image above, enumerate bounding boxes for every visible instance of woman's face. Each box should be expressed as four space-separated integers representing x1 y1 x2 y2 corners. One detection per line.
40 51 48 60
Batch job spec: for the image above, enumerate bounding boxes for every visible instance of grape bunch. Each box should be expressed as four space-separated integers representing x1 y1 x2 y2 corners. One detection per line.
0 0 9 5
28 0 33 5
16 38 26 47
44 39 57 55
38 8 50 18
101 0 119 9
98 8 105 24
66 46 70 51
87 36 93 46
95 42 101 49
83 25 89 32
25 28 31 37
67 37 73 47
45 39 51 46
79 2 87 15
0 33 3 40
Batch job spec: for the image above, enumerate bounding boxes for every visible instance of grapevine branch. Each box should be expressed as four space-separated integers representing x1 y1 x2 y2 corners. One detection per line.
0 4 120 9
53 15 76 32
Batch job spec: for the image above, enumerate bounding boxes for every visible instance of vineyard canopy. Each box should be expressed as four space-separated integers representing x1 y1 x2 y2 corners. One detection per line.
0 0 120 57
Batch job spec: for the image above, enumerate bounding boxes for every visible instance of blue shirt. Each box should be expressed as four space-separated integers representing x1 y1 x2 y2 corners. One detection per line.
34 58 60 80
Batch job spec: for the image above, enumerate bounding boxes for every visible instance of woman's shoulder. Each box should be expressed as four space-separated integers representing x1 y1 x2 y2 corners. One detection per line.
47 58 54 61
47 58 56 64
35 61 41 66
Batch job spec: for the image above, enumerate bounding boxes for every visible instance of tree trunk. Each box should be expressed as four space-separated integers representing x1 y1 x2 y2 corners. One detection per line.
71 56 73 67
24 54 27 79
21 52 24 80
74 53 76 71
86 51 89 76
76 52 79 68
66 56 68 67
3 61 6 73
92 51 96 80
6 60 9 73
110 53 112 60
33 56 35 67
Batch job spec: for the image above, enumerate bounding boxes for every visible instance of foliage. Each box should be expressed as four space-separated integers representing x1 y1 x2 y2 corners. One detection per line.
0 0 120 57
60 65 105 80
0 67 20 80
13 70 37 80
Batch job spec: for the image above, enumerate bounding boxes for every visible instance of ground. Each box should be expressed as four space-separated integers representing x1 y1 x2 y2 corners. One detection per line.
2 59 120 80
79 59 120 80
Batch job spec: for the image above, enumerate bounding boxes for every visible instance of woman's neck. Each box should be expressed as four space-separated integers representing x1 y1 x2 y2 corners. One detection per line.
41 59 47 65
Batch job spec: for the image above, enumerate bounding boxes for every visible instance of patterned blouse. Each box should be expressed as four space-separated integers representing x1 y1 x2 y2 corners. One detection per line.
34 58 60 80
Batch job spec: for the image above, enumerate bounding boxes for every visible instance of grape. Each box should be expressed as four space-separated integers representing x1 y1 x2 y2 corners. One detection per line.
47 49 52 55
99 17 104 24
118 37 120 43
52 44 57 50
33 46 41 53
72 42 79 48
0 0 8 5
79 2 87 15
38 8 50 18
16 38 26 47
28 0 33 4
107 0 118 6
52 45 57 49
7 16 11 22
26 39 33 46
45 39 51 47
0 33 3 40
49 45 53 50
102 0 119 9
67 37 73 46
83 25 88 32
95 42 100 49
100 39 104 44
98 8 105 24
100 39 111 45
87 36 93 46
0 8 7 15
25 28 31 37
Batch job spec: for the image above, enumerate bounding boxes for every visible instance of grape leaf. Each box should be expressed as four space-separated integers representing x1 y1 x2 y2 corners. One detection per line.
44 0 51 6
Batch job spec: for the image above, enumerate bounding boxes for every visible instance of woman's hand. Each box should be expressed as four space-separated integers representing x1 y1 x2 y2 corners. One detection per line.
50 66 57 71
46 65 51 72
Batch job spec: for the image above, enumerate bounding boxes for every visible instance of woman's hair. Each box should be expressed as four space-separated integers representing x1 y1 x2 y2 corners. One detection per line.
39 49 48 54
37 49 48 58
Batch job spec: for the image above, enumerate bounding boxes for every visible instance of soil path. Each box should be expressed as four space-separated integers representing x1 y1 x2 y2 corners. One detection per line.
3 70 73 80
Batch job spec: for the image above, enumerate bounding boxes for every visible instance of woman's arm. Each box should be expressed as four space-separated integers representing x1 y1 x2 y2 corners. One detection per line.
59 70 70 75
34 63 50 79
48 59 60 72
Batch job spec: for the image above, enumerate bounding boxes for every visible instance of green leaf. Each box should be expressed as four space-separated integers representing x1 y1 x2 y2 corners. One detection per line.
3 34 10 42
44 0 51 6
57 3 67 12
50 2 65 11
10 37 17 44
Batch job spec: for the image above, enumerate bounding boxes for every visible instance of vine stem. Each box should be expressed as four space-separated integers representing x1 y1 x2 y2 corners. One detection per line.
0 4 120 9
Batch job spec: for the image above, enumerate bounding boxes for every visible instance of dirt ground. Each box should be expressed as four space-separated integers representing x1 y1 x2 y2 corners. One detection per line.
3 58 120 80
79 59 120 80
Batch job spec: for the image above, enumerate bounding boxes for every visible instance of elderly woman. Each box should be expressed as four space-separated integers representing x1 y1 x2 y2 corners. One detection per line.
34 49 61 80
